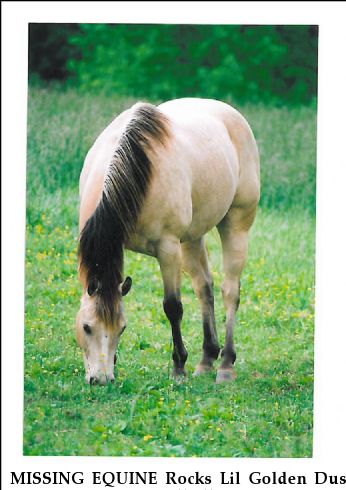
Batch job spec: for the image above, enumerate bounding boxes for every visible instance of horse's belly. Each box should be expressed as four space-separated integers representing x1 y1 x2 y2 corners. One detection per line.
181 172 236 241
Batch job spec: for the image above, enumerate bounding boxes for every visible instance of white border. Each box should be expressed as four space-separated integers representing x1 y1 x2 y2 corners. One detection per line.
2 2 346 489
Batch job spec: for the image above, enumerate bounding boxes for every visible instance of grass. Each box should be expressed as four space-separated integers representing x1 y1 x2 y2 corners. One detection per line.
26 87 316 213
24 87 316 457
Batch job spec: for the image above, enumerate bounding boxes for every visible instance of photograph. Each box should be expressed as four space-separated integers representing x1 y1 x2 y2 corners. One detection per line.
23 23 317 458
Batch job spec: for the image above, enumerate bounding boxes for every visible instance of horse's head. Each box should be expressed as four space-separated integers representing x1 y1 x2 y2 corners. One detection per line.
76 276 132 384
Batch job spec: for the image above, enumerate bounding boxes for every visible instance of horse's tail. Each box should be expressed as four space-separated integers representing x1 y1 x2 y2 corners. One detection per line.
78 103 170 323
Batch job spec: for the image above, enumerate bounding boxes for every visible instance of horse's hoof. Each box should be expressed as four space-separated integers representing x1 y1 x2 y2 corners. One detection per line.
172 368 187 380
216 368 236 384
193 364 213 377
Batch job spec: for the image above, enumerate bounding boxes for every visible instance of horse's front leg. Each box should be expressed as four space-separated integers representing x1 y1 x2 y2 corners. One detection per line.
158 236 188 377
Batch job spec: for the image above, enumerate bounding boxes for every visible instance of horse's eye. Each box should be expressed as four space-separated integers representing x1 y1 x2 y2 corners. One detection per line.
120 325 126 335
83 323 92 335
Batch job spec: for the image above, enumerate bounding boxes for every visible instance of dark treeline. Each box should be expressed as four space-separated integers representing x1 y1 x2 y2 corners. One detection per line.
29 24 318 105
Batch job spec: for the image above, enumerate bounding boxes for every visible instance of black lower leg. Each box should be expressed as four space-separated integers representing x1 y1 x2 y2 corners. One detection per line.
220 282 240 368
163 295 188 374
220 313 238 367
201 283 220 364
221 333 237 366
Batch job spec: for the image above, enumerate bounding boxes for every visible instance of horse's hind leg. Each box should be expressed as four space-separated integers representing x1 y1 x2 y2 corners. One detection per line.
158 236 188 377
216 204 257 383
182 238 220 375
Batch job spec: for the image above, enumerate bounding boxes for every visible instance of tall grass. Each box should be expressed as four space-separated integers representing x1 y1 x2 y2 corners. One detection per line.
26 88 316 218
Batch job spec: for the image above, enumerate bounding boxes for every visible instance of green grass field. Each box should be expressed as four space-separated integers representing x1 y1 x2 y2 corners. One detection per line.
24 88 316 457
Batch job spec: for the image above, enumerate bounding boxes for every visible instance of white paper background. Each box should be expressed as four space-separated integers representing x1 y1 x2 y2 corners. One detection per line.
2 2 346 489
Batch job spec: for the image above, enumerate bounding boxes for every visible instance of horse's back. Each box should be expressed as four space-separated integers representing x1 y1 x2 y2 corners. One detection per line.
159 98 260 208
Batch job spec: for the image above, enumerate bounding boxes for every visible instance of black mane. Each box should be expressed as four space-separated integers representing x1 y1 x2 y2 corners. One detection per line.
78 103 169 324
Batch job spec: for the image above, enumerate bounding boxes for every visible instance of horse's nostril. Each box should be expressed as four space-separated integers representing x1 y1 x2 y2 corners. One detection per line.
89 376 97 385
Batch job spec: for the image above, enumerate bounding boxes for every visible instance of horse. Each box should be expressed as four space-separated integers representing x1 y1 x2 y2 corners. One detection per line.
76 98 260 385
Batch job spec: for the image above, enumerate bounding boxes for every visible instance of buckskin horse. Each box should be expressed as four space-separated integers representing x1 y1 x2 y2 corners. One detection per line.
76 98 260 384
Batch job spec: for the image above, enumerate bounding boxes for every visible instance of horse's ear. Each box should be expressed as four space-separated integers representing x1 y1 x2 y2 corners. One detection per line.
120 276 132 296
87 277 100 296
